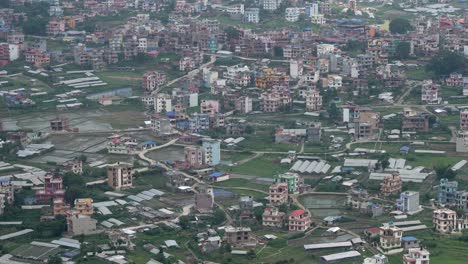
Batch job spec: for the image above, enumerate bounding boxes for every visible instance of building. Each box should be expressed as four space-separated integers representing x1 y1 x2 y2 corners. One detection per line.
151 115 172 135
421 81 441 104
200 100 220 116
460 110 468 130
305 90 322 111
0 179 14 216
107 162 133 190
288 209 311 232
50 117 69 132
244 8 260 23
262 0 280 11
107 134 138 155
446 73 463 87
379 223 403 252
285 7 300 22
290 59 303 78
202 138 221 166
235 96 253 114
142 71 166 92
262 207 285 228
184 145 204 168
67 213 97 236
74 198 93 215
403 247 430 264
53 198 70 217
154 93 172 113
402 109 430 132
260 90 292 112
402 236 420 250
189 113 210 133
433 208 457 233
275 172 303 194
438 178 458 205
380 173 402 196
36 174 65 202
396 191 420 214
224 226 252 245
311 14 326 25
363 254 388 264
61 158 83 174
456 130 468 152
307 122 322 143
268 182 289 206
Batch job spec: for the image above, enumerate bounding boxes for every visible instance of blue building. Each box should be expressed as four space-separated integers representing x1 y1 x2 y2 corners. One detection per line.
438 178 458 205
189 113 210 133
202 138 221 166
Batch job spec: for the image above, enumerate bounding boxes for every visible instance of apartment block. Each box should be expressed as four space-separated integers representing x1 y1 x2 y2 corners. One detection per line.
268 182 289 206
107 162 133 190
379 223 402 252
396 191 420 214
262 207 285 228
288 209 311 232
380 173 402 196
305 90 322 111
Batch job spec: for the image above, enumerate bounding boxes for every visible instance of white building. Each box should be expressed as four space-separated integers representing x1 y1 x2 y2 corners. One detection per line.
285 8 300 22
8 44 19 61
306 3 319 17
396 191 420 214
262 0 281 11
421 81 441 104
403 248 430 264
154 93 172 113
456 131 468 153
379 223 403 253
327 75 343 89
305 89 322 111
317 44 335 57
289 59 303 79
363 254 388 264
311 14 326 25
244 8 260 23
138 38 147 52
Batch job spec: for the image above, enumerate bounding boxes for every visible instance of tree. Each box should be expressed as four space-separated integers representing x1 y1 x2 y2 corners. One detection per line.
0 0 9 8
48 255 62 264
394 41 411 60
426 51 466 76
179 215 190 230
212 208 226 225
389 18 412 34
225 26 240 41
378 153 390 171
434 164 456 180
327 102 339 121
273 46 283 57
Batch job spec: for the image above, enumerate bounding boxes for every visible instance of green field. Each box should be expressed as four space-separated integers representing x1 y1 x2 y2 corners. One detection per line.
220 154 289 177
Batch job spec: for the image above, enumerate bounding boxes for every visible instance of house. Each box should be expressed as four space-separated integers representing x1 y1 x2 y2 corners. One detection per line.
235 96 253 114
456 130 468 152
460 110 468 130
50 117 69 132
275 172 304 194
142 71 166 92
260 89 292 112
380 173 402 196
402 109 430 132
184 146 204 168
421 81 441 104
262 207 285 228
202 138 221 166
209 172 230 182
107 162 133 190
401 236 420 250
396 191 420 214
200 100 220 116
268 182 289 206
379 223 403 253
35 173 65 202
433 208 457 233
224 226 252 245
285 7 300 22
53 198 70 217
307 123 322 143
107 134 138 155
244 8 260 23
154 93 172 113
438 178 458 205
0 179 14 216
446 73 463 87
288 209 311 232
275 128 307 143
195 191 213 214
403 247 430 264
239 196 254 218
363 254 388 264
305 90 322 111
61 158 83 174
74 198 93 215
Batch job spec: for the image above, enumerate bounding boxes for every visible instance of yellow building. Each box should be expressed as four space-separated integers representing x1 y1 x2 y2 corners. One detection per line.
74 198 94 215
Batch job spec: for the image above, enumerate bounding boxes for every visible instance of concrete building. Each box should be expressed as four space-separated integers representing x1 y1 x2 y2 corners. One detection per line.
61 158 83 175
107 162 133 190
260 90 292 112
142 71 166 92
74 198 93 215
224 226 252 245
262 0 281 11
67 213 97 236
290 59 303 78
275 172 303 194
268 182 289 206
53 198 70 217
402 109 430 132
285 7 300 22
50 117 69 132
184 145 204 168
307 122 322 143
421 81 441 104
288 209 311 232
380 173 402 196
433 208 457 233
396 191 420 214
438 178 458 205
460 110 468 130
262 207 285 228
235 96 253 114
379 223 403 252
154 93 172 113
200 100 220 116
305 90 322 111
403 247 430 264
456 130 468 152
363 254 388 264
244 8 260 23
202 138 221 166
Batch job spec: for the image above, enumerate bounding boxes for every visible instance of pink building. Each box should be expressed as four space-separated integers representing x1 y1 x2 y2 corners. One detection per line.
446 73 463 87
260 90 292 113
288 209 311 232
403 248 430 264
262 207 286 228
421 81 441 104
184 145 204 168
200 100 220 116
268 182 289 206
36 173 65 202
305 89 322 111
460 110 468 130
142 71 166 91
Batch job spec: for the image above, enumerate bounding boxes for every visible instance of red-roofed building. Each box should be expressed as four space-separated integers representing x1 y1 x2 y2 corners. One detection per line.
288 209 311 232
36 173 65 202
364 227 381 239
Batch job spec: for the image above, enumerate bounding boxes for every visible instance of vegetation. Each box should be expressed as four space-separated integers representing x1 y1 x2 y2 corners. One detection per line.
426 51 466 76
389 18 412 34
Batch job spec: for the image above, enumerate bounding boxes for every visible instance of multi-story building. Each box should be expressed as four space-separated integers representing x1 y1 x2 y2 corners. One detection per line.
67 212 97 236
456 130 468 152
36 174 65 202
107 134 138 155
189 113 210 133
433 208 457 233
456 190 468 213
354 111 380 140
74 198 93 215
262 0 281 11
107 162 133 190
142 71 167 92
363 254 388 264
53 198 70 217
438 178 458 205
62 158 83 175
402 108 430 132
235 96 253 114
260 90 292 113
244 8 260 23
403 247 430 264
396 191 420 214
285 7 300 22
288 209 311 232
379 223 403 252
446 73 463 87
184 146 204 168
268 182 289 206
380 173 402 196
154 93 172 113
50 117 69 132
262 207 285 228
311 14 326 25
200 100 220 116
0 179 14 216
224 226 252 245
46 19 65 36
460 110 468 130
151 115 172 135
326 74 343 89
223 65 251 87
202 138 221 166
307 123 322 143
305 90 322 111
421 81 441 104
275 172 303 194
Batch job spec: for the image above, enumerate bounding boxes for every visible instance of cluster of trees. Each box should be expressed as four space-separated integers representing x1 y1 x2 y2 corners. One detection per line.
426 51 466 76
389 18 413 34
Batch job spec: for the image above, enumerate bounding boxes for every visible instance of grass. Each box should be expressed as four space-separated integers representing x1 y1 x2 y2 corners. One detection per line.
221 151 255 163
406 68 435 81
219 154 289 177
212 178 269 192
